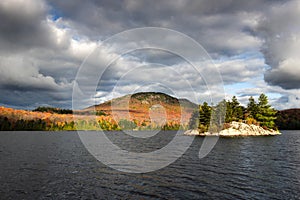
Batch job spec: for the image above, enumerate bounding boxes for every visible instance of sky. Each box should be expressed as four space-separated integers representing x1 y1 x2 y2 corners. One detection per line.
0 0 299 110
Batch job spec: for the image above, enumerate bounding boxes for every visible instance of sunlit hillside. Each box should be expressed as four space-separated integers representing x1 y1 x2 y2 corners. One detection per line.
0 92 197 131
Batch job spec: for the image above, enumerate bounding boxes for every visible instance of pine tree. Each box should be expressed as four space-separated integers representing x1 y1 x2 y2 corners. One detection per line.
199 102 211 127
247 96 257 118
225 96 244 122
211 100 226 132
255 93 277 129
188 102 212 132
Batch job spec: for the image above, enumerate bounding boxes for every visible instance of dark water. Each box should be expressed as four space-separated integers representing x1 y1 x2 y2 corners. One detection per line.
0 130 300 199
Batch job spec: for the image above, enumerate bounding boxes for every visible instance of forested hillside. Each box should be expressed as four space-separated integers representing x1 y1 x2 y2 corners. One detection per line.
276 109 300 130
0 92 196 131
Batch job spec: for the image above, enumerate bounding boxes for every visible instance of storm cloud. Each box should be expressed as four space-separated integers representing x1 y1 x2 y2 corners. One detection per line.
0 0 299 109
258 0 300 89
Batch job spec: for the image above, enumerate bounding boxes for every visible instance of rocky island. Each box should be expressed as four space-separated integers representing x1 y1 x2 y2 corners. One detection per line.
185 93 282 137
184 121 281 137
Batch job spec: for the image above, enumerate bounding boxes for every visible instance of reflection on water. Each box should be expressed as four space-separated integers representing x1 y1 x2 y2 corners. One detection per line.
0 130 299 199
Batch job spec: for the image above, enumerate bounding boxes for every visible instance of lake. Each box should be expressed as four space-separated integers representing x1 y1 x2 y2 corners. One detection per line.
0 130 300 199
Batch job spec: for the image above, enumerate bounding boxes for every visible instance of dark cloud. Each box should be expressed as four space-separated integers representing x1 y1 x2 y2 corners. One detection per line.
0 0 94 108
264 59 300 89
49 0 281 55
0 0 299 109
0 87 72 109
257 0 300 89
0 0 53 52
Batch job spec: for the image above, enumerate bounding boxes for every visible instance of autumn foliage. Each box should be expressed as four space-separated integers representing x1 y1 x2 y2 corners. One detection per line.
0 93 195 131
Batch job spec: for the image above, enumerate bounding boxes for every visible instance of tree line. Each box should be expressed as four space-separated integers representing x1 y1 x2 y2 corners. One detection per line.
189 93 277 132
33 106 73 114
275 109 300 130
0 116 187 131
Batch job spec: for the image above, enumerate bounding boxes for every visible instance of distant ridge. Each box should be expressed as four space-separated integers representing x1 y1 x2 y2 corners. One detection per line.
86 92 198 124
86 92 197 110
276 108 300 130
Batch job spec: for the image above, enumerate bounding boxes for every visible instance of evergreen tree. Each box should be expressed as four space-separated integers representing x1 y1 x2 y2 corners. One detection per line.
231 96 239 108
247 96 257 118
188 102 212 132
226 96 244 122
211 100 226 132
199 102 211 127
0 117 12 131
255 93 277 129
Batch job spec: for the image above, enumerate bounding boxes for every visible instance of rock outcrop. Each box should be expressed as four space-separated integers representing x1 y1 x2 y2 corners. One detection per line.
184 121 281 137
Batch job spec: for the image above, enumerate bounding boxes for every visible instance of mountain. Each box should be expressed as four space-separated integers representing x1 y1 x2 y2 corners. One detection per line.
86 92 198 125
0 92 198 131
276 108 300 130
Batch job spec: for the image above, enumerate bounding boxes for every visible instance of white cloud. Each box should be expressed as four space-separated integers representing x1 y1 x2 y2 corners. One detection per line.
0 55 73 91
216 56 265 84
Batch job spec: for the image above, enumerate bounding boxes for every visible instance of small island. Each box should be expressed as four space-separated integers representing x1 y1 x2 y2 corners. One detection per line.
185 121 280 137
185 93 281 137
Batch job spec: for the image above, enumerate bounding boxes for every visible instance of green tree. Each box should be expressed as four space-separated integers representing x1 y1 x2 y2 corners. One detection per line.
0 117 12 131
199 102 211 127
95 110 107 116
247 96 257 118
226 96 244 122
118 119 137 130
188 102 211 132
255 93 277 129
211 100 226 132
33 106 73 114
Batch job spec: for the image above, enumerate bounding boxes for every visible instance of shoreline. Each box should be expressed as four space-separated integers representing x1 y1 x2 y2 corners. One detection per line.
184 121 281 137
